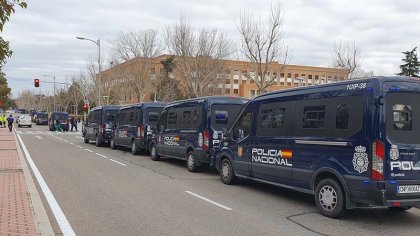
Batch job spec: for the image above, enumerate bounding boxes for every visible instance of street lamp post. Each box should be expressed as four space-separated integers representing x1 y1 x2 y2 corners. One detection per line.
76 36 101 106
42 75 56 111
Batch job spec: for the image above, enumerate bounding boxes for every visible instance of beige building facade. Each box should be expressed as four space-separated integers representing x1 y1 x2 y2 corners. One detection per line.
101 55 348 103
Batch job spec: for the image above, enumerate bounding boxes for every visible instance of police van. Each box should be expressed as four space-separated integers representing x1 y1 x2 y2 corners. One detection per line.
216 76 420 218
150 96 248 172
84 106 121 146
111 102 167 154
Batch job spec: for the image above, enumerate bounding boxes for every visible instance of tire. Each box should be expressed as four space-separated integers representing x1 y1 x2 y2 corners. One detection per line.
388 206 412 211
131 141 139 155
150 144 160 161
29 125 32 128
186 151 198 172
18 124 21 128
84 135 89 144
95 136 102 147
220 158 237 185
110 138 117 150
315 178 346 218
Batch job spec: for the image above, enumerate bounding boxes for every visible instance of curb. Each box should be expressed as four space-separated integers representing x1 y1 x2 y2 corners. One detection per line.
13 130 55 236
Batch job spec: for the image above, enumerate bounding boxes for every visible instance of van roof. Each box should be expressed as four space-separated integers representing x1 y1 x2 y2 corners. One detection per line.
167 96 248 107
90 105 122 112
120 102 167 110
51 111 68 114
254 76 417 101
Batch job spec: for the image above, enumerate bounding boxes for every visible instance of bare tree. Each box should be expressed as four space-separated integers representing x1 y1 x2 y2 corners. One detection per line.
238 3 289 94
165 17 232 98
110 29 162 64
331 40 374 79
122 59 155 103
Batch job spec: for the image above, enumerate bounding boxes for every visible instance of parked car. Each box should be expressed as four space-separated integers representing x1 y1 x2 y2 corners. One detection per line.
36 112 48 125
49 112 70 131
17 115 32 128
84 106 121 146
111 102 167 154
150 96 248 172
216 76 420 218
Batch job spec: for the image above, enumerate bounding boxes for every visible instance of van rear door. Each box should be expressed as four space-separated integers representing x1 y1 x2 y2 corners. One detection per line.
384 81 420 200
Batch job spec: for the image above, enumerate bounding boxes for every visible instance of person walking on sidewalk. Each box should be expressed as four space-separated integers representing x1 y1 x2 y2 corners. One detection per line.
7 114 14 132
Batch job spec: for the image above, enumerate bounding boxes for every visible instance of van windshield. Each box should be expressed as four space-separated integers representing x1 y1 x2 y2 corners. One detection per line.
211 104 244 130
52 114 68 121
37 113 48 118
386 92 420 144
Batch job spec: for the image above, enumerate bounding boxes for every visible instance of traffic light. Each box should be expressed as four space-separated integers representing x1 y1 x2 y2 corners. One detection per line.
83 103 89 110
34 79 40 87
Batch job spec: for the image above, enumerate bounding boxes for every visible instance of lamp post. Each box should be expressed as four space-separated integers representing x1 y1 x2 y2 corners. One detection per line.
76 36 101 106
42 75 56 111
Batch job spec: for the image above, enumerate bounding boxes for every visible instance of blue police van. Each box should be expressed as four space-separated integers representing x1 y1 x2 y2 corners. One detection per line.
84 106 120 146
111 102 167 154
36 112 48 125
150 96 248 172
49 112 69 131
216 76 420 218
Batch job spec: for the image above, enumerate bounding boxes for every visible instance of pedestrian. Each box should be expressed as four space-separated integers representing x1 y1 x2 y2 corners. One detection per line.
0 114 5 128
7 114 14 132
55 119 62 132
70 116 75 132
73 117 78 132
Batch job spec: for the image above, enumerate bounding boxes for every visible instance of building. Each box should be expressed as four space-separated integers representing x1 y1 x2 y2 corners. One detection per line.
101 54 348 104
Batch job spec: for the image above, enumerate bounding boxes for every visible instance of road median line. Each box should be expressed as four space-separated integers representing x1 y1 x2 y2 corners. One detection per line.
109 159 127 166
185 191 232 211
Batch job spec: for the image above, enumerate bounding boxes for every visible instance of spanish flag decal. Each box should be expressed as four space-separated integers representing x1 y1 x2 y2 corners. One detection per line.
238 146 243 157
281 150 293 158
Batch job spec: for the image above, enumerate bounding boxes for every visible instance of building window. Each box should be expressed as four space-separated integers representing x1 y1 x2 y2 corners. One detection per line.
234 89 239 94
234 79 239 84
242 71 247 81
225 89 230 94
151 68 156 74
308 75 313 79
225 78 230 84
287 73 292 78
294 74 299 78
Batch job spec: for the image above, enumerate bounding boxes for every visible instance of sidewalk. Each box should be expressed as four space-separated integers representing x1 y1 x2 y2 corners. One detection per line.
0 127 51 236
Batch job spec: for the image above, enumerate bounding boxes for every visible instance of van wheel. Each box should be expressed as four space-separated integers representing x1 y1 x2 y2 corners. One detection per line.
186 151 198 172
131 141 139 155
388 206 412 211
220 158 236 185
315 178 346 218
150 144 160 161
110 138 116 149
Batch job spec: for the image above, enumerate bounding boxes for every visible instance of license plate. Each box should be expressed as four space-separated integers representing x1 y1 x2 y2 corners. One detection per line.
397 185 420 194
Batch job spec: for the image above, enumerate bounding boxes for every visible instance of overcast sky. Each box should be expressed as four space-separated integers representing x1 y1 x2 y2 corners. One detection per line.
2 0 420 97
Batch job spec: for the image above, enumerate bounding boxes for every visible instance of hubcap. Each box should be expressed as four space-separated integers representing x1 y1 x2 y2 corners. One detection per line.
319 185 338 211
111 139 114 147
151 147 156 157
132 143 136 152
221 162 230 180
187 154 194 169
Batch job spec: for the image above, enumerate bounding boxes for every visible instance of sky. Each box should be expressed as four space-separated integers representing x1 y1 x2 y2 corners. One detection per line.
2 0 420 97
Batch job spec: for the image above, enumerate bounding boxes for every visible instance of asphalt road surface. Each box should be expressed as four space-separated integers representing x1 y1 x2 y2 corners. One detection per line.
15 124 420 236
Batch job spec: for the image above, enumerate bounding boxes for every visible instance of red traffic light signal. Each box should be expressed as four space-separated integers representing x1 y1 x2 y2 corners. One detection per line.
34 79 40 87
83 103 89 110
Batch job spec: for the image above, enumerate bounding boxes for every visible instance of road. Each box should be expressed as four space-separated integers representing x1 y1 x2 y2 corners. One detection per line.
15 124 420 236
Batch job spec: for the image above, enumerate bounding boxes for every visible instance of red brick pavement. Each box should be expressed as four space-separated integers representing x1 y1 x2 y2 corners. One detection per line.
0 128 37 236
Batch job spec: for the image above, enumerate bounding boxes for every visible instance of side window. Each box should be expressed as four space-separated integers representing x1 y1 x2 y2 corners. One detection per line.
214 111 228 124
336 104 349 129
193 110 199 124
232 111 252 141
392 104 412 131
148 112 159 122
260 108 286 128
168 111 177 124
302 105 325 128
256 101 295 137
129 111 135 123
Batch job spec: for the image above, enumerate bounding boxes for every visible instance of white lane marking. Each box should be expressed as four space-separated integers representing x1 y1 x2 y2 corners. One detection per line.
95 153 108 159
68 142 75 145
76 145 83 149
109 159 127 166
185 191 232 211
35 136 42 140
84 149 93 153
16 134 76 236
16 130 22 134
